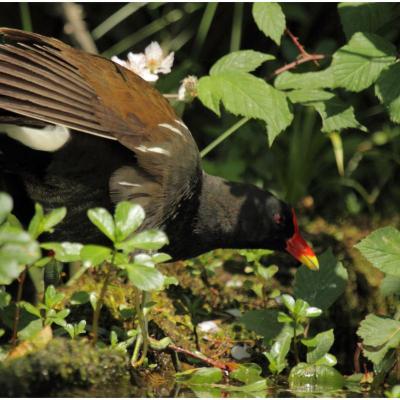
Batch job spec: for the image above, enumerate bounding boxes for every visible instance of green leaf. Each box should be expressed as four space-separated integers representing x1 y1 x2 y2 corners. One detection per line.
0 192 13 224
357 314 400 364
255 265 278 281
314 353 337 367
281 294 295 312
151 252 172 264
80 245 112 267
1 238 41 266
41 242 83 263
41 207 67 233
197 76 221 115
355 226 400 277
114 202 145 242
240 309 284 343
304 306 323 318
294 249 348 310
20 301 41 318
264 331 292 374
118 229 168 252
380 274 400 297
302 329 335 364
211 50 275 75
0 289 11 309
338 3 400 40
87 208 115 242
45 285 64 308
275 69 334 90
176 367 223 385
126 263 165 291
230 363 263 384
0 257 23 285
375 62 400 124
28 203 44 239
18 319 43 341
70 291 90 305
332 32 396 92
252 3 286 45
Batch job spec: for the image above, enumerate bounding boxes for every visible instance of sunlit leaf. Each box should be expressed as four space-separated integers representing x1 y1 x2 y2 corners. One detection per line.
302 329 335 364
118 229 168 252
87 208 115 242
41 242 83 263
0 192 13 225
114 202 145 241
252 3 286 45
126 263 165 291
176 367 223 385
80 245 112 267
355 226 400 277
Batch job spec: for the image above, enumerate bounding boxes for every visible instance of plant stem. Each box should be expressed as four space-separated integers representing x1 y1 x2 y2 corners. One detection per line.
200 117 249 158
272 53 325 77
230 3 243 52
91 265 112 345
292 322 300 364
19 3 32 32
285 28 319 67
131 289 150 367
11 267 27 347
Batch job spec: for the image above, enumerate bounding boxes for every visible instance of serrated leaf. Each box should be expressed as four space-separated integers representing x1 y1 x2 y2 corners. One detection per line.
275 69 334 90
211 50 275 75
126 263 165 291
80 245 112 267
197 76 221 115
252 3 286 45
287 89 334 104
294 249 348 310
355 226 400 276
114 202 145 242
375 62 400 124
302 329 335 364
338 3 400 40
41 242 83 263
332 32 396 92
380 274 400 297
357 314 400 364
87 208 115 242
0 192 13 224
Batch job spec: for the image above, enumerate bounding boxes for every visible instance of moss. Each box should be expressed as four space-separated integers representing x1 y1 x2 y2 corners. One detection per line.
0 338 135 397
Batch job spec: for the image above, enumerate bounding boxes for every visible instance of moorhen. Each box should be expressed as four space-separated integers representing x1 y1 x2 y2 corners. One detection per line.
0 28 318 269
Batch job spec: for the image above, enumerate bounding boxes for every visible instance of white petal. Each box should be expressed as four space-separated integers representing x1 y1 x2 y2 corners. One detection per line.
139 68 159 82
144 41 163 61
158 52 174 74
111 56 128 68
128 52 146 68
178 83 186 101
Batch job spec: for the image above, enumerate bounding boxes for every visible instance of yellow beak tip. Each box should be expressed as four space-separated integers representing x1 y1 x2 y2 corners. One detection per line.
300 255 319 271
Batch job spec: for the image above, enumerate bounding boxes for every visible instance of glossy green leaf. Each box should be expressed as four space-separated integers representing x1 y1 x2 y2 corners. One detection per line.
20 301 41 318
302 329 335 364
70 291 90 305
87 208 115 242
151 252 172 264
332 32 396 92
45 285 64 308
230 363 263 384
0 257 23 285
265 330 292 374
126 263 165 291
41 242 83 263
294 249 348 310
355 226 400 277
28 203 44 239
252 3 285 45
338 3 400 40
0 192 13 225
118 229 168 252
281 294 295 312
18 319 43 341
211 50 275 75
197 76 221 115
176 367 223 385
80 245 112 267
305 306 323 318
114 201 145 241
314 353 337 367
1 240 40 266
41 207 67 233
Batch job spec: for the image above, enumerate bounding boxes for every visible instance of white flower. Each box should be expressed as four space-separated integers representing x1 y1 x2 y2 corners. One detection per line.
112 41 174 82
178 75 198 102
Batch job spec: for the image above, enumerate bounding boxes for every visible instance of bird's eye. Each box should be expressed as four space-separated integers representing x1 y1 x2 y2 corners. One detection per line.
273 213 282 225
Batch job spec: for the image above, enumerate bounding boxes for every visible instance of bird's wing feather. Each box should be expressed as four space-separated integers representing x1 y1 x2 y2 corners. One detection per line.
0 28 201 227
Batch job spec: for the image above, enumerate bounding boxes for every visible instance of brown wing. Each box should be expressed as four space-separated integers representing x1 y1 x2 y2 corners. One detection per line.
0 28 201 227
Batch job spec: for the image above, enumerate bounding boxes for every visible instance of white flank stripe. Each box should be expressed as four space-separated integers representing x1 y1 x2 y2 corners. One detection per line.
118 181 142 187
158 122 184 137
1 124 71 152
174 119 189 130
136 145 170 156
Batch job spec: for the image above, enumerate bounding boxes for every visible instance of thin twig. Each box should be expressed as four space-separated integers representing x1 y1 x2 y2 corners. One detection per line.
272 53 325 77
168 343 236 372
11 267 27 347
285 28 319 67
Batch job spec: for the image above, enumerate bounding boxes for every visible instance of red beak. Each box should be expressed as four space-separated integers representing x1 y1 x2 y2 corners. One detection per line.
285 209 319 271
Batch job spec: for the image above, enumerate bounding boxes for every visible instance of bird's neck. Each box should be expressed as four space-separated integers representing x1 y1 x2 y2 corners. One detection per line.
165 173 272 260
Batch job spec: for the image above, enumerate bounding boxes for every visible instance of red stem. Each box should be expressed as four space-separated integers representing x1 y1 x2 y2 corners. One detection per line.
285 28 319 67
272 53 325 77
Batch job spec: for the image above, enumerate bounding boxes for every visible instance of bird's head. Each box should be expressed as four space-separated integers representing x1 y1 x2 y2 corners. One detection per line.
262 197 319 271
